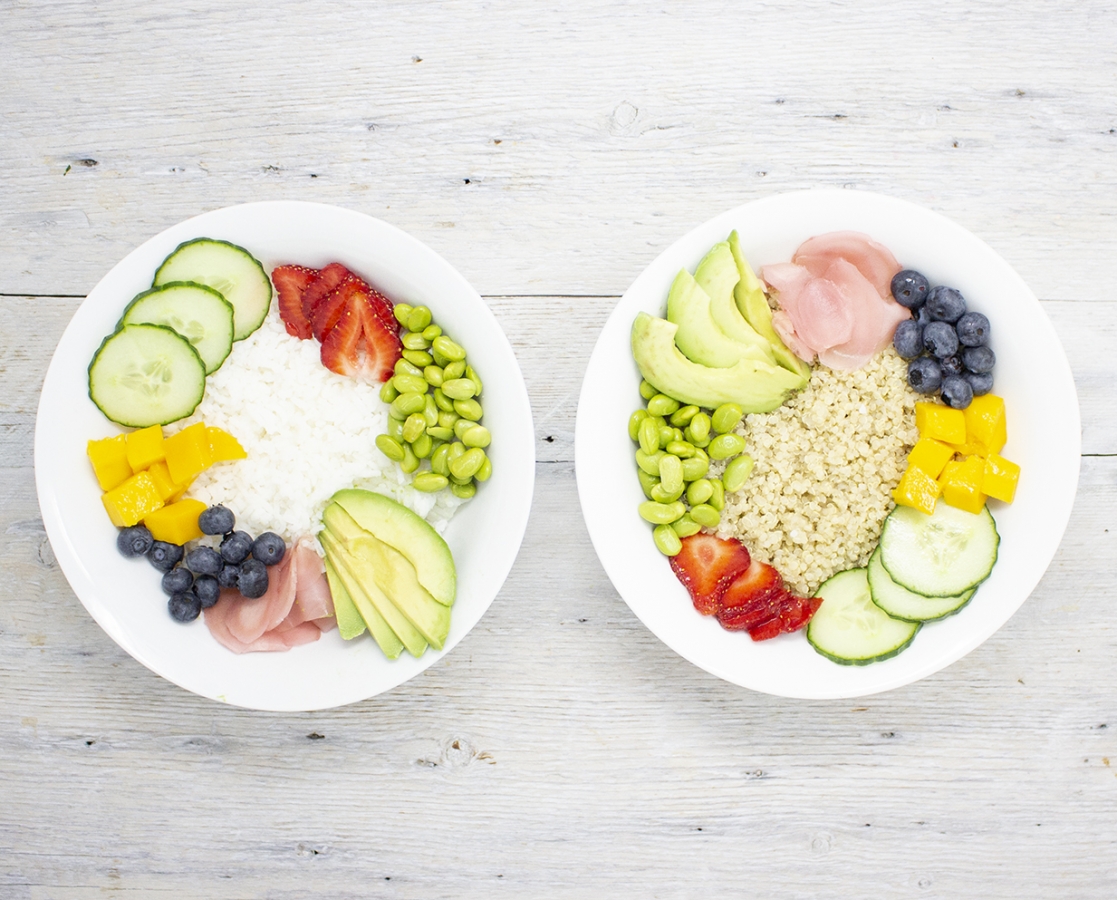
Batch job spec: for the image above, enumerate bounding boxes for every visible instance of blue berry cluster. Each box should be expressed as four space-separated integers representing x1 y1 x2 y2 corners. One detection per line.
890 269 995 410
116 505 287 623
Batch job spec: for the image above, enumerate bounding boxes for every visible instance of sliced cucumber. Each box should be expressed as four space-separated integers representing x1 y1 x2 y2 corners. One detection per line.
88 324 207 427
879 503 999 598
153 238 272 341
120 282 234 374
806 568 920 666
867 549 975 622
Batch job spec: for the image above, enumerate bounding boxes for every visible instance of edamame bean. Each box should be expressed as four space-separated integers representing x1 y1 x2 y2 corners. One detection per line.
379 380 399 403
375 434 406 461
406 306 432 332
708 479 725 511
450 481 477 499
647 393 680 417
399 441 420 475
638 500 686 525
454 418 474 440
637 469 659 499
671 515 702 538
423 394 439 427
653 524 682 557
475 455 492 482
432 335 466 362
422 324 442 341
688 412 711 443
387 416 405 440
411 432 433 459
393 303 413 326
431 443 452 476
629 409 649 442
393 374 429 396
402 413 427 443
447 441 466 464
635 449 665 476
690 503 720 528
686 478 714 506
454 398 483 421
665 440 695 459
442 378 477 400
402 331 431 351
426 425 454 442
433 388 455 412
650 483 683 504
438 413 459 432
402 349 434 368
711 403 743 435
639 380 658 401
412 472 448 492
658 454 683 495
465 365 482 394
443 360 466 380
708 433 746 460
462 424 491 449
680 455 709 482
657 425 675 449
424 365 445 388
669 405 699 427
449 447 486 480
390 392 426 419
638 417 660 455
723 454 754 492
395 358 424 378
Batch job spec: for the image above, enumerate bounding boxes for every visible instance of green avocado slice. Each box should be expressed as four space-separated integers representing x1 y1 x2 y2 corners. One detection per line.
693 241 775 358
666 269 773 368
322 555 367 641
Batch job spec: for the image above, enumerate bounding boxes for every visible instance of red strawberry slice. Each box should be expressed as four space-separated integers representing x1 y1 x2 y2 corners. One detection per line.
716 559 787 632
747 594 822 642
272 265 317 339
355 291 403 382
365 288 397 333
669 534 752 616
320 302 363 376
311 276 364 342
301 262 352 321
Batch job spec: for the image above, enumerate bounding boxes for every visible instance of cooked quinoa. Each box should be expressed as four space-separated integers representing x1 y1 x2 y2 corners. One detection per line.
715 348 919 596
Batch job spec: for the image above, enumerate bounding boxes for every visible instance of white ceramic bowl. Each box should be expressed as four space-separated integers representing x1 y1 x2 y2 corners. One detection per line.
36 201 535 711
576 189 1079 699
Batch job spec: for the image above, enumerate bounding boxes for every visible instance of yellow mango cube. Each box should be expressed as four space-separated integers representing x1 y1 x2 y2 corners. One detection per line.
101 472 164 528
125 424 165 472
964 394 1007 457
146 461 194 503
938 454 987 514
163 422 214 485
87 434 133 492
207 426 247 463
915 401 967 445
892 464 941 516
907 437 956 480
983 453 1020 504
144 499 206 545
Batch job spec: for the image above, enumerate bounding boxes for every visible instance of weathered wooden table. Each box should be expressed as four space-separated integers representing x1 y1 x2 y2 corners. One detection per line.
3 2 1115 896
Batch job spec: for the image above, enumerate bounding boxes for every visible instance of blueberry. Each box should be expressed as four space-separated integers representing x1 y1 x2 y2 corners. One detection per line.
940 354 965 377
252 532 287 566
217 563 241 589
147 541 184 573
185 546 224 577
922 321 959 358
892 319 924 359
220 530 253 564
237 559 269 599
168 591 202 623
194 575 221 608
890 269 930 309
964 370 995 396
907 356 943 394
925 285 967 323
962 345 996 374
916 304 934 326
941 375 974 409
198 504 235 535
955 311 990 347
117 525 154 558
161 566 194 596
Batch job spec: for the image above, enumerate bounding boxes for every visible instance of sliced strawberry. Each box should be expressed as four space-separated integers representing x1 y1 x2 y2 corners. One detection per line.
311 276 363 342
320 303 362 376
301 262 351 321
716 559 787 632
355 292 403 382
272 265 317 339
367 288 397 333
747 594 822 642
669 534 752 616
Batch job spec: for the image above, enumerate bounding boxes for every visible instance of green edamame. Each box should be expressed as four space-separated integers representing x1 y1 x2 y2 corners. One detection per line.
454 398 483 421
443 360 466 381
390 392 426 419
430 443 452 477
653 524 682 556
680 455 709 482
412 472 449 493
424 365 445 388
671 515 702 538
688 412 711 443
423 394 439 426
422 324 442 341
449 447 486 480
402 413 427 443
723 454 754 492
708 479 725 511
650 483 683 504
690 503 720 528
665 440 695 459
646 394 680 417
639 380 658 401
637 469 659 499
379 380 399 403
707 433 746 460
402 331 431 351
638 500 686 525
393 303 413 326
393 373 428 396
465 365 482 395
442 378 478 400
638 417 660 455
462 424 491 448
375 434 406 461
395 358 423 378
454 417 474 440
450 481 477 499
438 410 459 429
669 405 699 427
686 478 714 506
399 441 420 475
433 388 455 412
635 449 664 476
474 455 492 482
432 335 466 362
629 409 649 441
426 425 454 442
711 403 743 435
387 417 405 440
402 349 434 368
658 454 683 495
406 306 432 332
411 432 433 459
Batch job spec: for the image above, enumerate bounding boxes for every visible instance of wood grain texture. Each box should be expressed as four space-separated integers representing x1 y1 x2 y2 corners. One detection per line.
3 1 1117 897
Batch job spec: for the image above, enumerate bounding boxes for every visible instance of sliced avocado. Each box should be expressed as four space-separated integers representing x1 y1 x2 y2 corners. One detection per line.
665 269 772 368
320 528 423 658
323 505 451 650
631 312 807 411
694 241 776 357
322 554 367 641
329 489 456 606
728 230 811 380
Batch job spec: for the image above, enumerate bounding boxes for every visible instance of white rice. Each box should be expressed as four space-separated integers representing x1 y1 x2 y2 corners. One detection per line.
170 307 464 547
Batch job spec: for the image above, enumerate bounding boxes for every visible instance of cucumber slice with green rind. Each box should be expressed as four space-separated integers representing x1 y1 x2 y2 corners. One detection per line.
806 568 920 666
867 549 975 623
153 238 272 341
120 281 234 374
879 503 999 598
88 323 207 427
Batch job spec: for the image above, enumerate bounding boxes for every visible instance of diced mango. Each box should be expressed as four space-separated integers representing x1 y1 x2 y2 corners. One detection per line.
146 461 195 503
144 499 206 545
207 426 247 463
964 394 1007 457
907 437 956 480
163 422 214 485
87 434 133 492
938 454 987 514
101 472 164 528
892 465 941 516
983 453 1021 504
915 401 967 445
125 424 165 472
